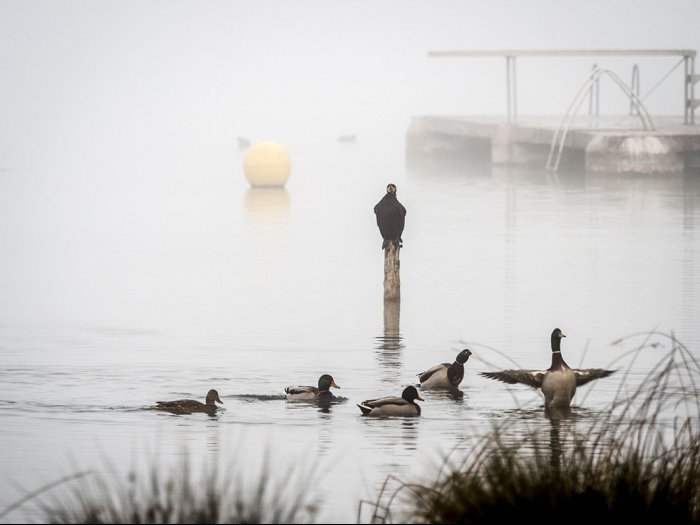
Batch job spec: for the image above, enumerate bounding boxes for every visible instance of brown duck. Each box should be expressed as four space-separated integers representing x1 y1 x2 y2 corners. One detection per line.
155 389 223 415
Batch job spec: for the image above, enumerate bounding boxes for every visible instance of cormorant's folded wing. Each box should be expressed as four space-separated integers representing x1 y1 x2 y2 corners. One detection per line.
480 369 546 389
573 368 615 386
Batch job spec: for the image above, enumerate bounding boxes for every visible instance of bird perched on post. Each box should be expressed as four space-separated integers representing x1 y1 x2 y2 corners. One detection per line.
374 183 406 249
480 328 615 409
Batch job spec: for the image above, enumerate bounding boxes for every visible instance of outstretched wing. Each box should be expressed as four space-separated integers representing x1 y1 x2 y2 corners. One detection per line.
573 368 615 386
480 370 546 389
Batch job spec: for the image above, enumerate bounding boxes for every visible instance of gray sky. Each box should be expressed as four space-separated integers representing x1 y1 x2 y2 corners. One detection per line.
1 0 699 169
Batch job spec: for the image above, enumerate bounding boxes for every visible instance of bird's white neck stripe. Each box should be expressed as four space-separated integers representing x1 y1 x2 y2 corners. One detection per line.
552 351 561 354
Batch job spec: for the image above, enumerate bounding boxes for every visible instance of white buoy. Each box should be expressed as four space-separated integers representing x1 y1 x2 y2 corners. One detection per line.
243 141 292 187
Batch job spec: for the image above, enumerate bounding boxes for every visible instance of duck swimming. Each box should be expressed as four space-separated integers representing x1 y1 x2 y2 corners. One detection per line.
418 348 472 389
285 374 340 401
155 389 223 415
357 385 423 417
480 328 615 409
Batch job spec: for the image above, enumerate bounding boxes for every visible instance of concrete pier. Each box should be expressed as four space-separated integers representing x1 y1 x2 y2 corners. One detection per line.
406 115 700 174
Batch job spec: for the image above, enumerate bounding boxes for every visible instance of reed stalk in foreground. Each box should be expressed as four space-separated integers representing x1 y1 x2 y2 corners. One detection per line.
35 453 318 524
365 332 700 524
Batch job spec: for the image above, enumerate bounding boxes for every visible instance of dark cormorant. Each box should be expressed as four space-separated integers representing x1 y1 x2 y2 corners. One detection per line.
374 183 406 249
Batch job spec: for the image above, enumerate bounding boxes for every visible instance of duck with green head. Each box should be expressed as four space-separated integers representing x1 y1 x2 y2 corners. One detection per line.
357 386 423 417
285 374 340 401
480 328 615 408
418 348 472 389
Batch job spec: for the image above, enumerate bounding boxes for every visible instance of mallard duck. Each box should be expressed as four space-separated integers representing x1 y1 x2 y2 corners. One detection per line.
374 183 406 249
155 389 223 414
418 348 472 389
285 374 340 401
357 385 423 416
480 328 615 408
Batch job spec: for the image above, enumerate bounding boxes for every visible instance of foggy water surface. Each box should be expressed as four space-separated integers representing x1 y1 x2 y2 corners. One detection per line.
1 133 698 522
1 1 699 522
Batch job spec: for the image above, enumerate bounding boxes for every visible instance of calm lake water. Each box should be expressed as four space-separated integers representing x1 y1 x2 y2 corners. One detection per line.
1 130 699 523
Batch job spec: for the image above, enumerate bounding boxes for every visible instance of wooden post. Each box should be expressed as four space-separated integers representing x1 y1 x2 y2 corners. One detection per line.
383 243 401 301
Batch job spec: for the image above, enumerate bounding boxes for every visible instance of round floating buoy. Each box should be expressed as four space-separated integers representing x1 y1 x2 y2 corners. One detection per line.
243 141 291 187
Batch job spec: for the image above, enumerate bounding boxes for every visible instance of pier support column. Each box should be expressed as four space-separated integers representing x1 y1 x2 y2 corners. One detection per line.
491 125 514 164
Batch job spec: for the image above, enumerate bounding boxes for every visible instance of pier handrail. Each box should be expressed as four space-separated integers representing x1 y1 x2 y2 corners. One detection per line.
429 49 697 124
546 68 656 172
589 63 600 117
630 65 640 116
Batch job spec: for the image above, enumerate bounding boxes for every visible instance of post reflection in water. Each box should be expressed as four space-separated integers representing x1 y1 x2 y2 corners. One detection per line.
375 300 404 382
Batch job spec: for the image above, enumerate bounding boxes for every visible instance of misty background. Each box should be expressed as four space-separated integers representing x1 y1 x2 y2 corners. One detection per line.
1 3 699 522
2 1 698 167
1 0 699 340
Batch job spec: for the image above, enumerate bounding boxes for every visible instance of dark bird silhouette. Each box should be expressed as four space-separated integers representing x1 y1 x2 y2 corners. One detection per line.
374 183 406 249
480 328 615 408
155 389 223 415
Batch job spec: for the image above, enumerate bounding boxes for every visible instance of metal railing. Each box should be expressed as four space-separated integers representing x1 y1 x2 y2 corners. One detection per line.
428 49 697 124
546 67 656 172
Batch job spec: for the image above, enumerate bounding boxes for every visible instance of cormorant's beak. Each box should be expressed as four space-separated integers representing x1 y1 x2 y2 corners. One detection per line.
217 397 224 404
560 332 567 338
331 382 340 389
416 394 424 401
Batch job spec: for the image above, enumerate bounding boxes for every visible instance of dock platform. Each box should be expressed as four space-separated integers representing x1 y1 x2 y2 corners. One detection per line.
406 115 700 174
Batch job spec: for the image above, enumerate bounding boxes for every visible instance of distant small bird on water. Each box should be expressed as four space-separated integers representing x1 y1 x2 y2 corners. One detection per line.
480 328 615 409
374 183 406 249
154 389 223 415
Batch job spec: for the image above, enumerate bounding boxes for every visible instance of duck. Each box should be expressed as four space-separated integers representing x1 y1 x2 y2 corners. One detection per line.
374 183 406 250
285 374 340 401
418 348 472 389
480 328 615 409
155 389 223 415
357 385 423 416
